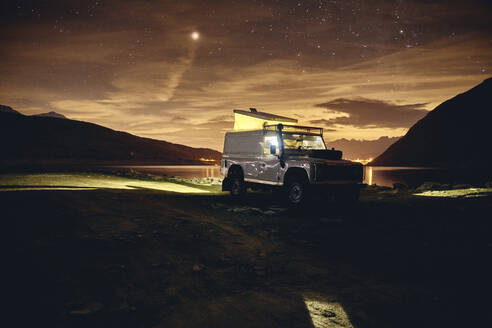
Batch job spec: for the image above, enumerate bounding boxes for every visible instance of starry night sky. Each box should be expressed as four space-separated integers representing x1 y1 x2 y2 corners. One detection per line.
1 0 491 150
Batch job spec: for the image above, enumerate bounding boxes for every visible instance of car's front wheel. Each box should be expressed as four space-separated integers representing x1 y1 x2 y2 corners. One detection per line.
285 176 309 206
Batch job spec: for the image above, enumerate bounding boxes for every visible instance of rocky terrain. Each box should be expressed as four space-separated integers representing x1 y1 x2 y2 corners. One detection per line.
4 175 492 327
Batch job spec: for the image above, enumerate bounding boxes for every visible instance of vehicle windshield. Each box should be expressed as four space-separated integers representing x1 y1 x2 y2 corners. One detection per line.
282 133 326 150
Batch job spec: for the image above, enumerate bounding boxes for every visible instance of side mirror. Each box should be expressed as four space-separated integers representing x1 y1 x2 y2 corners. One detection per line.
270 144 277 155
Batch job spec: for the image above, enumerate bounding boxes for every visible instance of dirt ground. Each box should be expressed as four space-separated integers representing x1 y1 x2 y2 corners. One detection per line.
4 184 492 327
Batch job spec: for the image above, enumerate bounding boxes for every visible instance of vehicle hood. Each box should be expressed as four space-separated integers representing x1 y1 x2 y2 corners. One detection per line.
284 149 342 160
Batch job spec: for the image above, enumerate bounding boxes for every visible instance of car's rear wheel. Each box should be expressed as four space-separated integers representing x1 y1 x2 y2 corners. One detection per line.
230 176 245 197
229 168 246 198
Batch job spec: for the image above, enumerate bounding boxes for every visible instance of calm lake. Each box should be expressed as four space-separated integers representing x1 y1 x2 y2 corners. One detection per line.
113 165 490 187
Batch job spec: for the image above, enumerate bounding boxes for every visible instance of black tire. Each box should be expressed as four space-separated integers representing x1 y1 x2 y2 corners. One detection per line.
229 169 246 198
284 175 309 206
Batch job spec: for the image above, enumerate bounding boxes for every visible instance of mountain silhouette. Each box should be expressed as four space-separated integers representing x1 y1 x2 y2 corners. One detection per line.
0 104 21 115
32 111 67 119
327 136 400 160
0 107 221 164
370 78 492 167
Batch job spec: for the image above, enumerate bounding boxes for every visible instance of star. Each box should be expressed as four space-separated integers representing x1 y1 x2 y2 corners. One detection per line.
191 31 200 40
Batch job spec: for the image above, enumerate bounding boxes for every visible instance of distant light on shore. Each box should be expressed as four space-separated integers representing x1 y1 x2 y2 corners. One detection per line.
199 157 217 162
351 158 373 165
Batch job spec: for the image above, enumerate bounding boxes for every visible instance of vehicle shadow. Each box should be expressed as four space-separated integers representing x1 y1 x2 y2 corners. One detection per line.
5 188 492 327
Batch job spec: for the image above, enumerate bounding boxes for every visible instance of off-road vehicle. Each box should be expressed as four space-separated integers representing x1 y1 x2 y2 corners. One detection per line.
221 108 363 206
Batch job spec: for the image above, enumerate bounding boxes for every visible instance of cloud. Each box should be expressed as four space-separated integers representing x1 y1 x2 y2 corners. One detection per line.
310 119 336 125
1 0 491 150
170 116 189 123
313 98 429 128
109 57 196 104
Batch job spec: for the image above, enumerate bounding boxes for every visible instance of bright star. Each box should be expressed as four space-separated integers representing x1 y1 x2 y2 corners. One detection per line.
191 31 200 40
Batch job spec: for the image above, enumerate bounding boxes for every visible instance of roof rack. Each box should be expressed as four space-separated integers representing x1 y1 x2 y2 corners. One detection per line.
233 109 298 123
263 124 323 135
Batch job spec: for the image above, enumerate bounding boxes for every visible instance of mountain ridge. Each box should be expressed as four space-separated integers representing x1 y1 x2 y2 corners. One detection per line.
32 111 67 119
0 104 21 115
0 107 221 165
370 78 492 167
327 136 401 160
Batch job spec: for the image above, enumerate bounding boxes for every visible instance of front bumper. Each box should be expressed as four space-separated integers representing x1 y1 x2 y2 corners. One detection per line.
313 163 363 183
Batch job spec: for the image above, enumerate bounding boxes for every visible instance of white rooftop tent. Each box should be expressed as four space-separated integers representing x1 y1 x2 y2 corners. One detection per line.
233 108 298 131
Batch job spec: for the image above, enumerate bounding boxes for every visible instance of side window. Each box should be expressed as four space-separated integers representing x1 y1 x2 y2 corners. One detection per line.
261 135 279 155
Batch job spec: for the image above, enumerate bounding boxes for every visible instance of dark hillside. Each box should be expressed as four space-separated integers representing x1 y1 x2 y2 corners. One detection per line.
371 78 492 167
0 110 221 164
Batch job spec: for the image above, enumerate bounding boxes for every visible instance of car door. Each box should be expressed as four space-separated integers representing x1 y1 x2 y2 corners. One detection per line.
258 154 280 183
257 132 281 183
243 159 259 179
